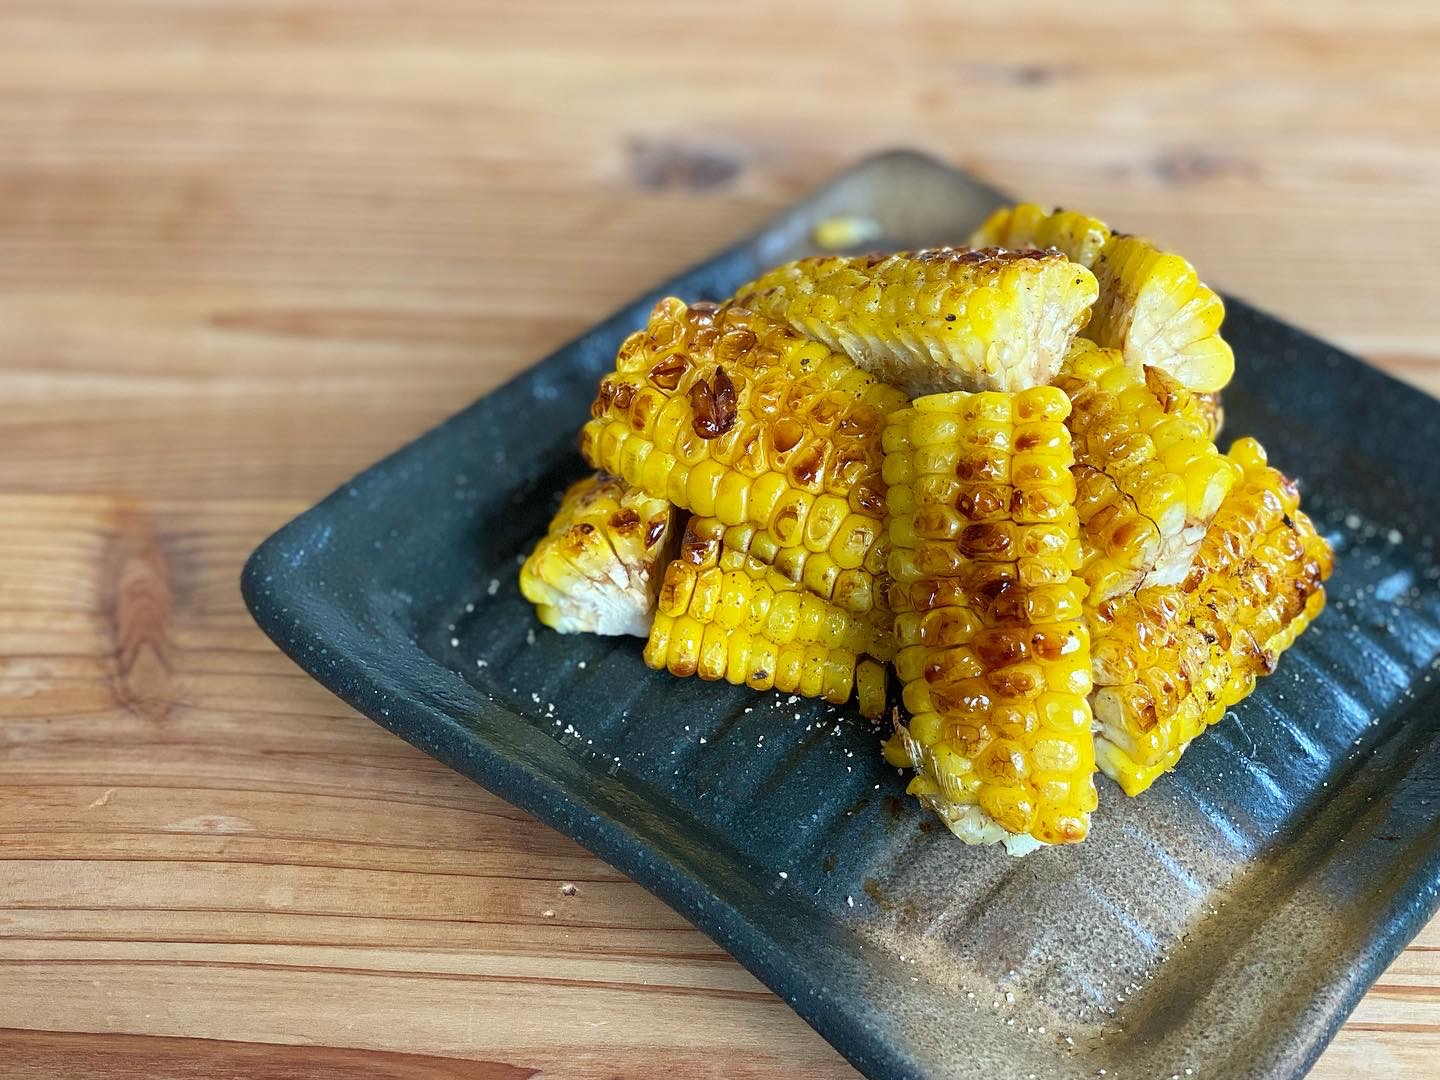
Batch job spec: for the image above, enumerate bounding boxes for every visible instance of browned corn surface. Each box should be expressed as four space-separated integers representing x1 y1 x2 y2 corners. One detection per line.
881 387 1098 848
581 298 904 625
1058 340 1238 600
972 204 1112 268
701 515 888 618
689 516 896 653
1194 390 1225 440
972 204 1234 393
735 248 1098 395
644 516 890 715
519 472 677 635
1089 437 1334 795
1143 365 1222 440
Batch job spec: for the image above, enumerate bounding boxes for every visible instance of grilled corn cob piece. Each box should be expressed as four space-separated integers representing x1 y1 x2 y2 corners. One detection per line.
644 516 890 715
1058 340 1238 600
972 204 1112 268
972 204 1234 393
734 248 1099 395
1089 437 1333 795
519 472 678 635
581 298 905 620
880 387 1098 850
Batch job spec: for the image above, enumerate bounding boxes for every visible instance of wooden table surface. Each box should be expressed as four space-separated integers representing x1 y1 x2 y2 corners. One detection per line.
3 2 1439 1076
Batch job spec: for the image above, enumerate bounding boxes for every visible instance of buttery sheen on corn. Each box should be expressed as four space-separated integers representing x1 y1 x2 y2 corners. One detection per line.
735 248 1099 395
645 516 889 717
1088 437 1333 794
1058 339 1238 599
581 298 905 621
519 472 678 636
973 204 1235 393
880 387 1098 851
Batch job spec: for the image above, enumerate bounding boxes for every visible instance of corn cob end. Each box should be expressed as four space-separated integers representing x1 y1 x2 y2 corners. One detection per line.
519 472 679 635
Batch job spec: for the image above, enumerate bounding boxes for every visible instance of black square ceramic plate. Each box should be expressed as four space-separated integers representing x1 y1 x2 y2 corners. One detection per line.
243 151 1440 1080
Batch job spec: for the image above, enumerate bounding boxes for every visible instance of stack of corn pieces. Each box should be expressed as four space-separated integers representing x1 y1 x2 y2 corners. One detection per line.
519 204 1334 855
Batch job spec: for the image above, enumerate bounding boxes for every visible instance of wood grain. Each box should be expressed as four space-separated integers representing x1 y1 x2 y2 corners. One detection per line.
2 2 1437 1075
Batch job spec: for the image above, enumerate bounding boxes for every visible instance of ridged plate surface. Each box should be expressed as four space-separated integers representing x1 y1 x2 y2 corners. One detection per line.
244 151 1440 1080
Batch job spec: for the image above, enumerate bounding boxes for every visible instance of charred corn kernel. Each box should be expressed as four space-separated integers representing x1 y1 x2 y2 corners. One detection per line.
666 615 704 677
883 387 1097 851
725 632 752 686
519 472 679 636
972 204 1112 268
1058 340 1237 599
643 517 893 710
583 298 903 617
973 204 1233 392
1089 437 1334 795
747 637 778 691
734 248 1098 395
